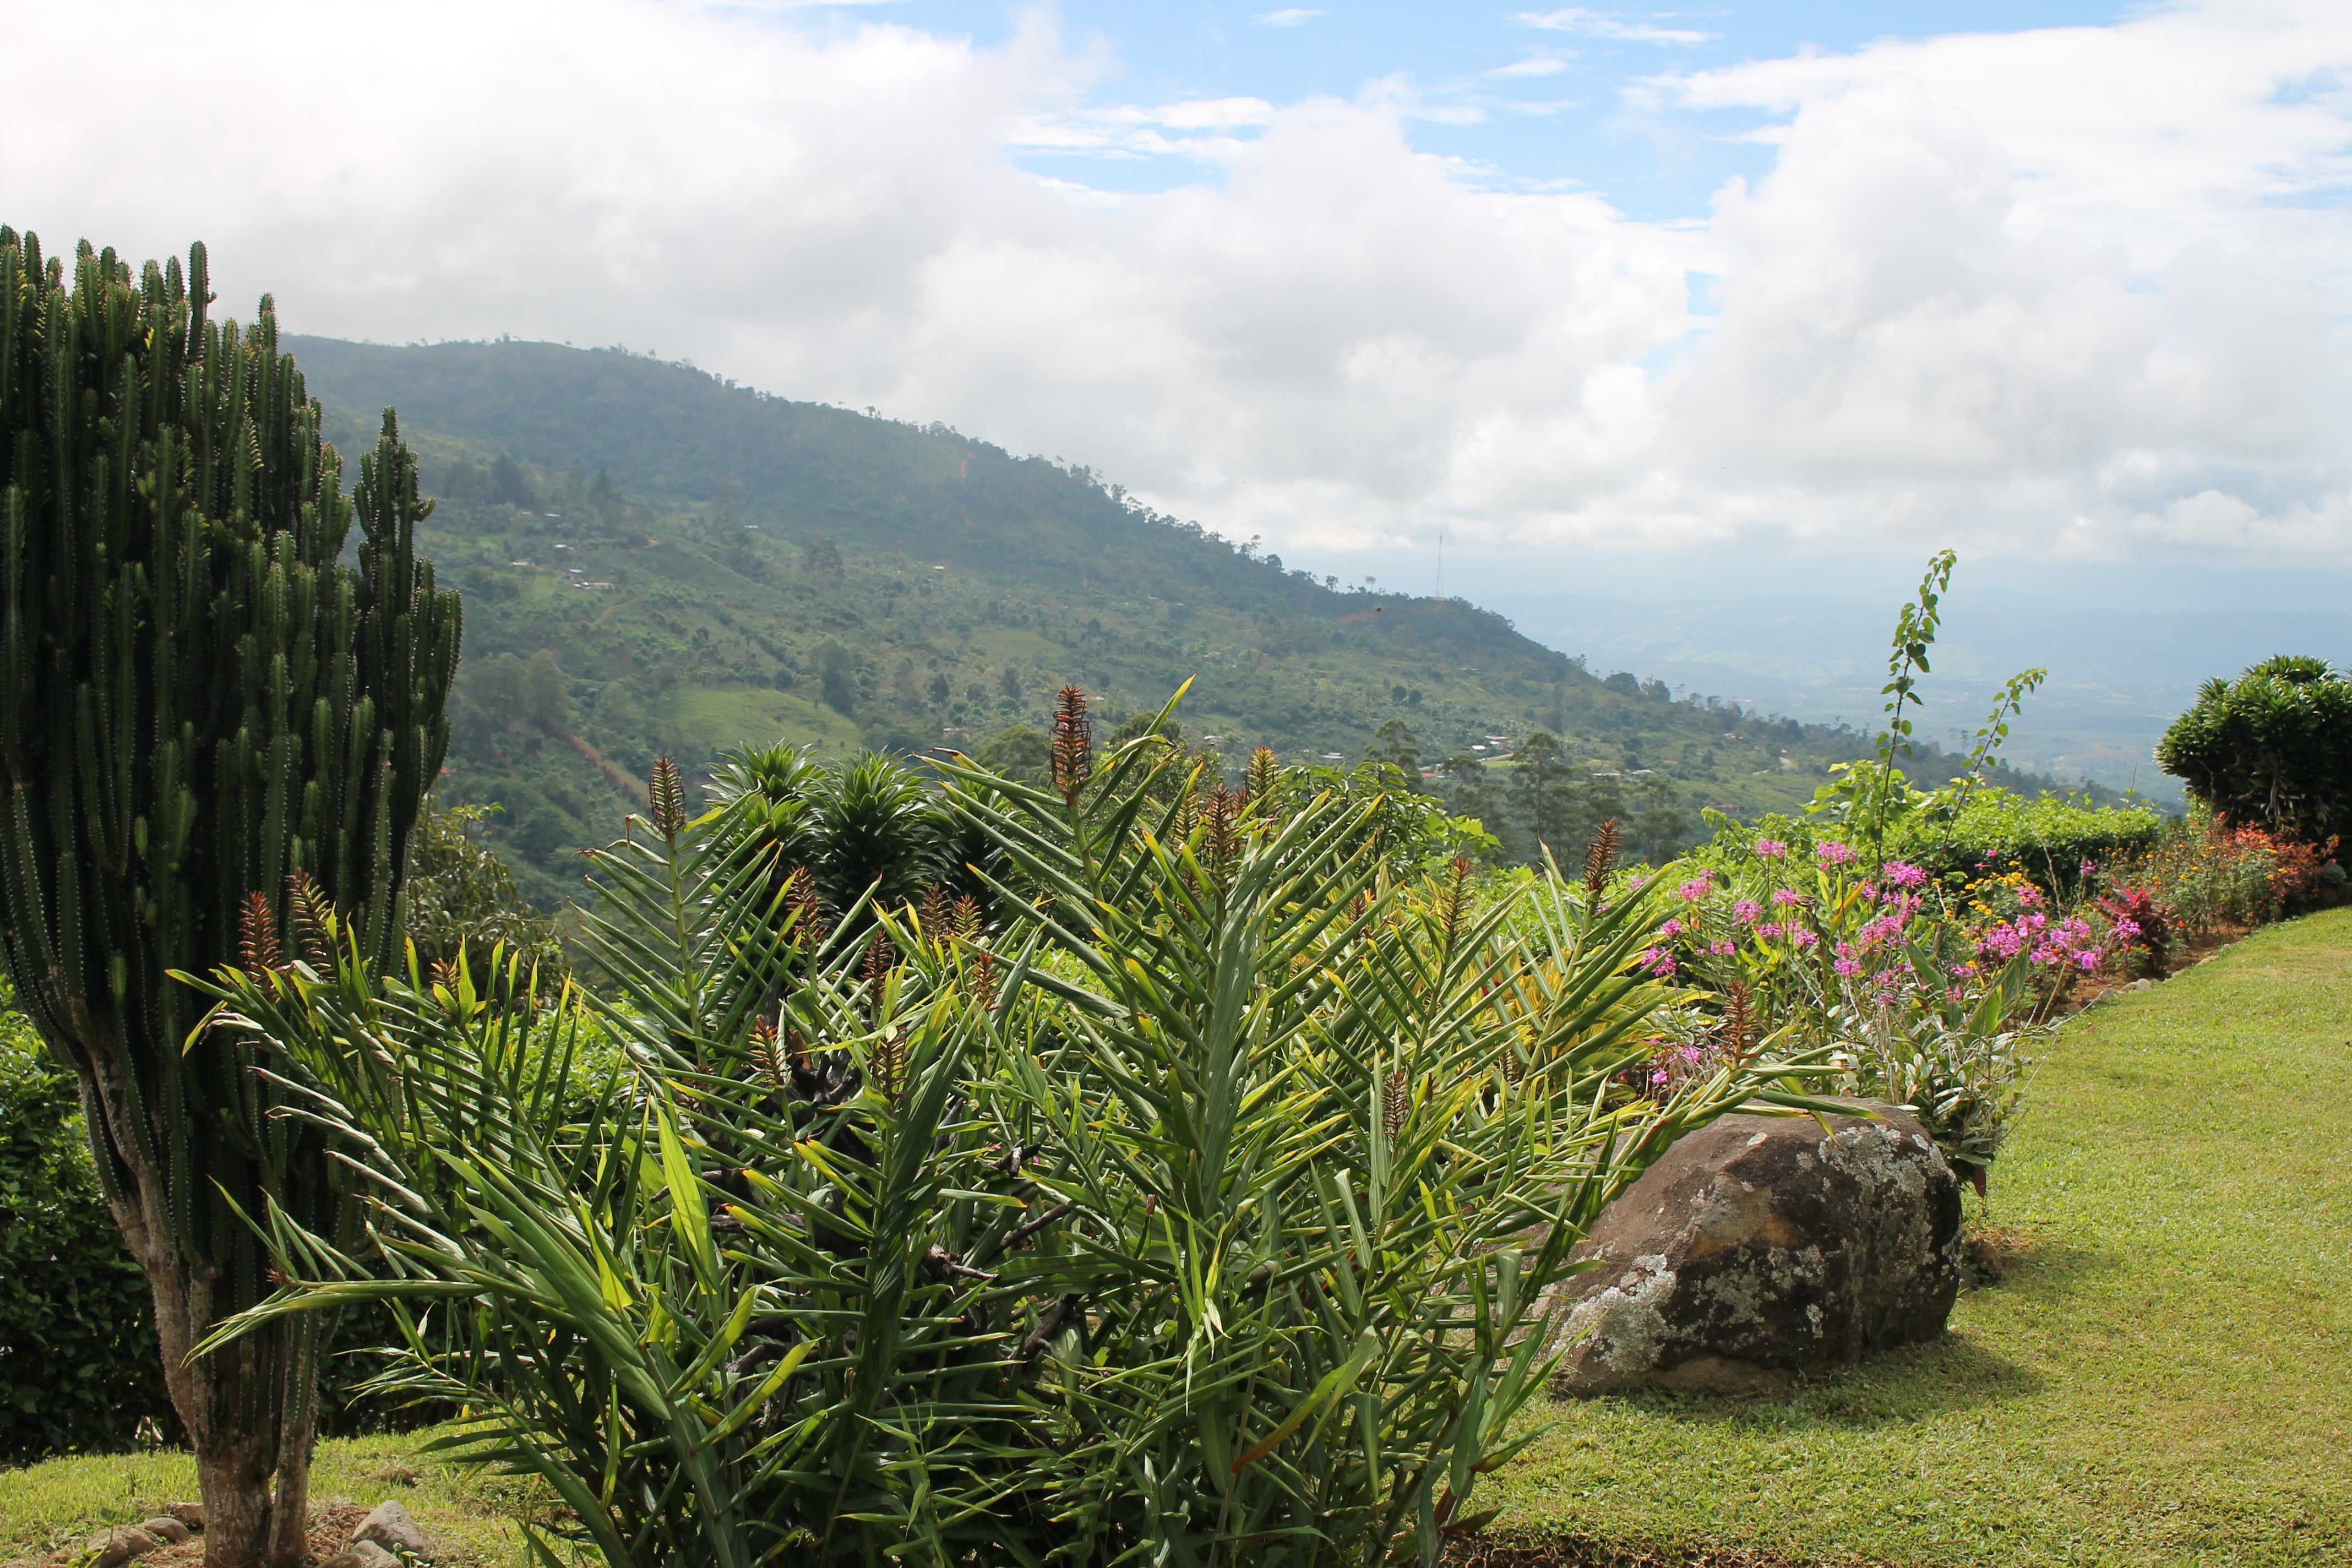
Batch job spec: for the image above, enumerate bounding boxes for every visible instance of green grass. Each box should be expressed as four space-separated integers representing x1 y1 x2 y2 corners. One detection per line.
0 1433 526 1564
1484 907 2352 1566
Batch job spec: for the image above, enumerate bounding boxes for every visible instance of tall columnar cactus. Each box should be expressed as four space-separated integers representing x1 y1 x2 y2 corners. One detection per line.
0 230 459 1568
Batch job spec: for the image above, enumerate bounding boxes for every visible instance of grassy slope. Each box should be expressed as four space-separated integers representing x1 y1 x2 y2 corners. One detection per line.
1485 908 2352 1566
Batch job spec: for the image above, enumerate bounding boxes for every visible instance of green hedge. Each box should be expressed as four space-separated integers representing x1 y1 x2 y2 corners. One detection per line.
1 984 438 1462
1691 790 2166 895
0 983 176 1461
1888 789 2165 890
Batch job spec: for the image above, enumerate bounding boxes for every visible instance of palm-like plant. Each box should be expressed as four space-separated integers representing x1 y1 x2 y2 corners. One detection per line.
198 718 1833 1566
197 768 1049 1567
706 744 978 927
930 740 1832 1564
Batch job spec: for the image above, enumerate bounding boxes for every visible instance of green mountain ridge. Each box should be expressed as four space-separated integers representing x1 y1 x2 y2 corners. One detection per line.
284 335 2069 903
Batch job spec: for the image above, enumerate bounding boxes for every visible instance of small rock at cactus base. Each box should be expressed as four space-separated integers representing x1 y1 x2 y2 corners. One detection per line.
83 1525 160 1568
355 1498 432 1557
1550 1101 1964 1395
140 1516 192 1544
318 1543 401 1568
165 1503 204 1529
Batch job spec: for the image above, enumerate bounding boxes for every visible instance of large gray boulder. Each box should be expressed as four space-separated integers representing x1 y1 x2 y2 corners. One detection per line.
1554 1103 1964 1395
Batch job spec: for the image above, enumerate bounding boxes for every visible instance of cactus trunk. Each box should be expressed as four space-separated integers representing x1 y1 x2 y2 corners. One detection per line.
0 230 458 1567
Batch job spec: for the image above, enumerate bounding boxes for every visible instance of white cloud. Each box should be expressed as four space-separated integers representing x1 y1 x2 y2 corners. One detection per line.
1011 96 1277 162
4 0 2349 575
1515 9 1716 46
1490 55 1572 79
1254 8 1327 26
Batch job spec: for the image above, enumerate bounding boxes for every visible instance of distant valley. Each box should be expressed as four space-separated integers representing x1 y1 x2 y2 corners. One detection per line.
1424 572 2352 807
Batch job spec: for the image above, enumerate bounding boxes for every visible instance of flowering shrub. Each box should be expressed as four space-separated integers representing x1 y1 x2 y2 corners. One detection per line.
1642 825 2139 1188
1824 971 2034 1195
2095 885 2172 977
1617 1002 1743 1102
1962 868 2109 976
2106 812 2337 934
2266 832 2342 910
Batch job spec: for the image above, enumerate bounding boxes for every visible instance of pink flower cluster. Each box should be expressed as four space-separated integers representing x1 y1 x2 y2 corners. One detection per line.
1881 860 1929 889
1976 910 2103 971
1755 839 1788 859
1822 885 1931 992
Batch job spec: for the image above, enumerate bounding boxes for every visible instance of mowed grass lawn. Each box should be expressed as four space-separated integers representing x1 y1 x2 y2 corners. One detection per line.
1485 906 2352 1567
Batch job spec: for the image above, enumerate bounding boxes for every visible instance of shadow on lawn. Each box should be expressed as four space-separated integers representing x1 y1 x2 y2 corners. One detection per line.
1443 1533 1868 1568
1595 1332 2048 1433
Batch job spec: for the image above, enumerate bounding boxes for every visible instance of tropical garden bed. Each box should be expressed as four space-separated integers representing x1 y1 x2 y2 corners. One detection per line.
9 911 2345 1567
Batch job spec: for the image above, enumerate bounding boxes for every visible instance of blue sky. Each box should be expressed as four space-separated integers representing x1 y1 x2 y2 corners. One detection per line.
817 1 2138 216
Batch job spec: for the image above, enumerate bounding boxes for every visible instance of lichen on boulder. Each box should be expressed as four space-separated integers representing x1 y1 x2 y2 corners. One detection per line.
1553 1103 1965 1395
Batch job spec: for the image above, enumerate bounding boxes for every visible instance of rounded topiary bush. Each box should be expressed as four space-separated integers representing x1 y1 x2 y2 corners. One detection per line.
2158 656 2352 846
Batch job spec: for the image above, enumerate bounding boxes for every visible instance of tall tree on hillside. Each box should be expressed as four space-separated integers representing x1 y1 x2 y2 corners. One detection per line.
976 723 1052 786
0 232 459 1567
817 641 857 715
1363 717 1424 787
487 451 536 508
1512 731 1583 860
1627 774 1689 865
1438 753 1504 846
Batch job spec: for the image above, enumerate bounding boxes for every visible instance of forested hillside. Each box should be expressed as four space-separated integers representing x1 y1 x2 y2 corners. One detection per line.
288 336 2062 903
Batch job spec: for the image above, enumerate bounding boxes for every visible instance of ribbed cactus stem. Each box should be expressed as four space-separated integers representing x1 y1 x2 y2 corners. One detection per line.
0 227 459 1568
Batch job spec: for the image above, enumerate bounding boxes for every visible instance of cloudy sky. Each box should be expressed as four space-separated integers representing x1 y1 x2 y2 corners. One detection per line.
7 0 2350 628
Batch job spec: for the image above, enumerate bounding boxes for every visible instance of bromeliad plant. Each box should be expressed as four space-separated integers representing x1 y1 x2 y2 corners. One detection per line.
194 714 1833 1566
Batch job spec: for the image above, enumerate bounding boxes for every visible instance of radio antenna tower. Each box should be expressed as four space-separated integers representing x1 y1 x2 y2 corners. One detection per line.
1434 533 1445 603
